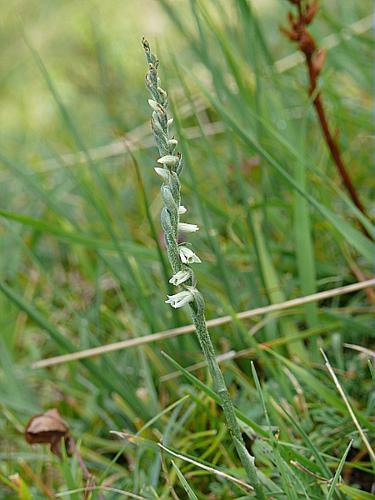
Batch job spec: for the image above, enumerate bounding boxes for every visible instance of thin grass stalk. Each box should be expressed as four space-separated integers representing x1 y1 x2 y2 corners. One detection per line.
281 0 370 239
31 278 375 368
142 39 265 497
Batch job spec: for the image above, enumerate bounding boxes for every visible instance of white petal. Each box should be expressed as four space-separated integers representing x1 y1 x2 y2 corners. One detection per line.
166 290 188 301
157 155 179 166
190 253 201 263
179 253 188 264
178 223 199 233
178 246 193 263
167 118 174 127
154 167 169 180
179 246 201 264
148 99 159 111
169 270 190 286
178 206 187 215
165 290 194 308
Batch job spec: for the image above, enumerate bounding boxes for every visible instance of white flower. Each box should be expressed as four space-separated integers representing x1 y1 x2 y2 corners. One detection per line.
169 270 190 286
157 155 178 167
178 223 199 233
179 246 201 264
178 205 187 215
148 99 159 111
165 288 195 308
154 167 169 180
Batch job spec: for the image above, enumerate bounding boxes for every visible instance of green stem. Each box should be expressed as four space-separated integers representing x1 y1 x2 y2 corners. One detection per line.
190 295 266 499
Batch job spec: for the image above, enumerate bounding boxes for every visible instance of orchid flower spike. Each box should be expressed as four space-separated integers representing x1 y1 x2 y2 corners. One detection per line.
144 41 264 492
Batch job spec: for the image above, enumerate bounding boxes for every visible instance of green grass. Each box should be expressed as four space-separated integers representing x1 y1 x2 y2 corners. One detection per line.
0 0 374 498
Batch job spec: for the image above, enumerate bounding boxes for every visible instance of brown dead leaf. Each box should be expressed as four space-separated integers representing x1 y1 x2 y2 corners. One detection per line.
25 408 71 457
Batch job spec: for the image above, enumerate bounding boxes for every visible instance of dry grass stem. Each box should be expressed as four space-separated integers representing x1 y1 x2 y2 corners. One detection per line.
32 278 374 368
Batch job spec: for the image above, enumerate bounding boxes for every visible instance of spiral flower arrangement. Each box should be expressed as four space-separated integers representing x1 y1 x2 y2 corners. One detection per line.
142 39 265 496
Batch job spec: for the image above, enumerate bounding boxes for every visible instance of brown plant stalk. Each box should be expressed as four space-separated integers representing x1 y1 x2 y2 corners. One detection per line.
282 0 371 237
